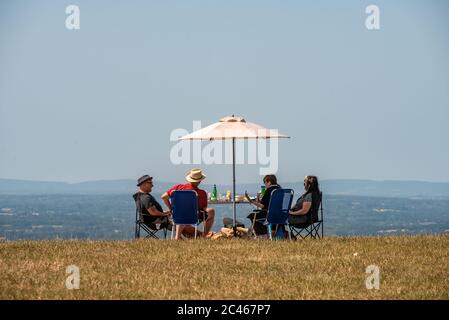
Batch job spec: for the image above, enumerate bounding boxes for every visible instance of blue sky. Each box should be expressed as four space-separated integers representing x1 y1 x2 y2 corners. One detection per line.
1 0 448 184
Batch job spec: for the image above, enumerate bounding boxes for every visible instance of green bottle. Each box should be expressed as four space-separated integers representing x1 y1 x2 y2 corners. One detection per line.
211 184 218 201
260 185 266 198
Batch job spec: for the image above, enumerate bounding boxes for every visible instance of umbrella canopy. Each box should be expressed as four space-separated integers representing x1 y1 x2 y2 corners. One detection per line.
179 115 290 234
179 116 289 140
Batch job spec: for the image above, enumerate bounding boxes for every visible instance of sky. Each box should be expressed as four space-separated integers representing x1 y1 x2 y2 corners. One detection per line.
1 0 448 184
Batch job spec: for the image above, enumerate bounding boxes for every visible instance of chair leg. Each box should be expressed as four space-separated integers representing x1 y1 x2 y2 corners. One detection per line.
307 225 314 239
268 224 273 241
290 226 299 240
314 224 320 239
309 223 321 239
321 221 324 239
203 212 206 235
251 214 258 239
319 222 324 239
249 220 257 239
296 226 313 240
288 225 292 241
144 230 158 239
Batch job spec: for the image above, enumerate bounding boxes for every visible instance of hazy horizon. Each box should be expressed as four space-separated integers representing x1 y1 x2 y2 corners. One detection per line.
1 1 448 184
2 176 449 185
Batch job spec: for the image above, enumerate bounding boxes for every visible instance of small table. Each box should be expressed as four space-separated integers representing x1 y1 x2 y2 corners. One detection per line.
208 199 251 205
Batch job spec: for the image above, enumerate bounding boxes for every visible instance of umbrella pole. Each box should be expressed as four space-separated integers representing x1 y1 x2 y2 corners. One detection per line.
232 137 237 236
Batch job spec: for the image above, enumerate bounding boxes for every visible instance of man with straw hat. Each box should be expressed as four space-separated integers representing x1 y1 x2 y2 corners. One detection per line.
161 168 215 237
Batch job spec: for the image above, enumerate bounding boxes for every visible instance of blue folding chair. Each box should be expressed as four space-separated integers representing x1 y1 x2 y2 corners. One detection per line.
250 189 294 240
170 190 200 239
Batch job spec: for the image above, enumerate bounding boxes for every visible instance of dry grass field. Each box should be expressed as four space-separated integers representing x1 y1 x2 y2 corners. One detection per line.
1 235 448 299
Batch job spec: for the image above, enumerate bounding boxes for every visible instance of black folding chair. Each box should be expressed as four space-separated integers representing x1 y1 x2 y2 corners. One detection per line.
133 193 169 239
289 191 324 240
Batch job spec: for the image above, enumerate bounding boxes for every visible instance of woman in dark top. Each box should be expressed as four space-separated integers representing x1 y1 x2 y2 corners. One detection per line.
245 174 281 235
289 175 320 225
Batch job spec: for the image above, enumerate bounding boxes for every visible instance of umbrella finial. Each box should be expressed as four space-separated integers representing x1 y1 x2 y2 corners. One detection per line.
220 115 246 123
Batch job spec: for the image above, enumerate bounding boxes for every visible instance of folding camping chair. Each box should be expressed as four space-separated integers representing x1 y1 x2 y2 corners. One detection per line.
250 189 294 240
170 190 202 239
289 191 324 239
133 193 169 239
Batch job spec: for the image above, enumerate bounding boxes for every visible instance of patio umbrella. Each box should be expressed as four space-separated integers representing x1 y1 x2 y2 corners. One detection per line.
179 115 290 233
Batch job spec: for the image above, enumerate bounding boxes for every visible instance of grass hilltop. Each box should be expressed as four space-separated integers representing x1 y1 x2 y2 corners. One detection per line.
1 235 448 299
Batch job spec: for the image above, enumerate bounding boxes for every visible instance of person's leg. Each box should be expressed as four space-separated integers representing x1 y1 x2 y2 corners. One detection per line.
254 221 268 236
269 224 276 239
179 225 203 238
252 210 268 236
160 216 172 231
203 207 215 235
273 224 285 239
175 225 185 240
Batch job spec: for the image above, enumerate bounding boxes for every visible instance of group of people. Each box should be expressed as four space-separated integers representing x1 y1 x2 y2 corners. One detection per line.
133 168 320 240
133 168 215 239
245 174 321 237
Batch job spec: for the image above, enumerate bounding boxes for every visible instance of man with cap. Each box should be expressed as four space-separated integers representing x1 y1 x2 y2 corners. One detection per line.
161 168 215 238
133 175 172 230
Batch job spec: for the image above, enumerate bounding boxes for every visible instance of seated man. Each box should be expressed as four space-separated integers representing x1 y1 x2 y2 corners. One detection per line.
161 168 215 238
133 175 172 231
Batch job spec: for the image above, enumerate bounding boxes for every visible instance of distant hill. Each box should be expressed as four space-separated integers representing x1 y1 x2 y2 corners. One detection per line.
1 178 449 198
0 178 172 195
312 179 449 198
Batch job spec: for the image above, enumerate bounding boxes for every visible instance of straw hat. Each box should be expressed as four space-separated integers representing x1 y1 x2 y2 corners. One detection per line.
185 168 206 183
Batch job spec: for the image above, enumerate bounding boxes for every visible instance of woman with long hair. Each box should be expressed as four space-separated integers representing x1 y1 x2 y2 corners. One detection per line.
289 175 321 225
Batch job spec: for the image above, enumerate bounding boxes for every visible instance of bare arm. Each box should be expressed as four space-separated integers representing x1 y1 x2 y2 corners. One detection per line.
250 200 265 209
147 205 169 217
147 206 167 217
245 191 265 209
289 201 312 216
161 192 172 210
